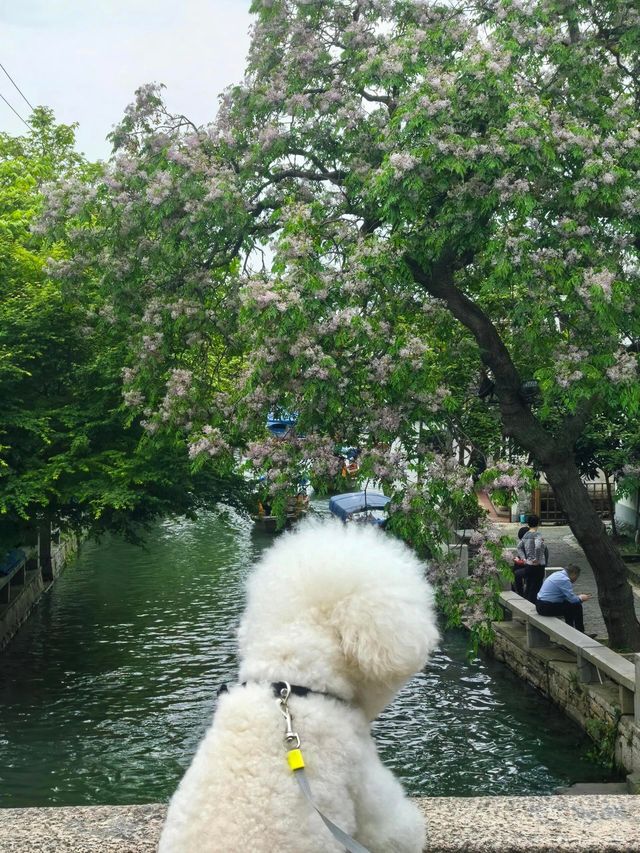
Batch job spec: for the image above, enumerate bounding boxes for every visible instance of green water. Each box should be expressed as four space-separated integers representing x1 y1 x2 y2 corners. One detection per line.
0 506 619 807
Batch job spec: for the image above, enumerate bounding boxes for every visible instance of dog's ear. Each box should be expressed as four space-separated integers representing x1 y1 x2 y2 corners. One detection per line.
330 575 438 684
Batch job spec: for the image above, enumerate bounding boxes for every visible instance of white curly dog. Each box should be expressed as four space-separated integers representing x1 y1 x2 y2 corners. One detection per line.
158 520 439 853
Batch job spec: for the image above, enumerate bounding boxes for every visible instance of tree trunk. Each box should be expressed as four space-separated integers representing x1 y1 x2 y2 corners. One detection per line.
543 458 640 650
406 257 640 649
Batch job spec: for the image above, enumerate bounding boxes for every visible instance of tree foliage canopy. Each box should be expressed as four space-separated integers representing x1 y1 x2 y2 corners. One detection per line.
0 110 248 550
41 0 640 643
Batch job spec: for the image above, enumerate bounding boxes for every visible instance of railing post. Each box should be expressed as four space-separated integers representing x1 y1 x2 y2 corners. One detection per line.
497 593 513 622
577 650 597 683
620 684 634 716
500 601 513 622
526 622 550 648
455 544 468 579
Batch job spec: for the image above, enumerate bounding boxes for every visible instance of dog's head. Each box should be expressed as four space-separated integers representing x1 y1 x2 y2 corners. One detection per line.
238 520 439 719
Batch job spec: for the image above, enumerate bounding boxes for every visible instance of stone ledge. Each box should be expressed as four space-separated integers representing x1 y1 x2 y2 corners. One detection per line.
0 797 639 852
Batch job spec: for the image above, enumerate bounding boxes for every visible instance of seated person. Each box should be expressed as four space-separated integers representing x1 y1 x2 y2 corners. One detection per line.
536 563 591 632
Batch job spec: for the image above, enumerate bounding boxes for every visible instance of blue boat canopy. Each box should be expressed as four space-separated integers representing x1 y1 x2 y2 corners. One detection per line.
266 411 298 438
329 491 390 521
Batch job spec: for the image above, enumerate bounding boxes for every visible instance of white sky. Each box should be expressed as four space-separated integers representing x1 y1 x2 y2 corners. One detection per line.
0 0 253 160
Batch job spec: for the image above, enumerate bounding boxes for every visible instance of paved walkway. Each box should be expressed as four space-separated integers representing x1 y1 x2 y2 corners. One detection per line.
496 523 640 639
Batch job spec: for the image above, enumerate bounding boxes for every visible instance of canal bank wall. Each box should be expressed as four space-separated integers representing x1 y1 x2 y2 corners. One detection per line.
491 614 640 781
0 533 78 652
0 798 638 852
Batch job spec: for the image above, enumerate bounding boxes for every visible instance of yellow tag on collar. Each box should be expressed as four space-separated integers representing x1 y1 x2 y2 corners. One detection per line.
287 748 305 771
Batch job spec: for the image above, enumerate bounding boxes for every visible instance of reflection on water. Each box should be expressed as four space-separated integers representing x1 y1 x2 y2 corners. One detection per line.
0 507 619 806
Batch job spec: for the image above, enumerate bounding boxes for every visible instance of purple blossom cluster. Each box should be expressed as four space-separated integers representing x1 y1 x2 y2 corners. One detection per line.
554 345 589 389
145 170 173 206
389 152 419 177
481 460 530 496
425 455 474 492
367 444 408 482
398 336 429 368
165 368 193 399
606 350 638 384
577 268 615 307
366 407 403 435
141 333 164 359
240 277 302 313
413 386 451 414
188 426 229 460
122 389 144 408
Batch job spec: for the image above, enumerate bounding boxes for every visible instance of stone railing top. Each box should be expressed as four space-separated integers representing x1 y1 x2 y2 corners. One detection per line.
527 611 602 654
584 645 636 693
1 798 640 852
500 590 537 614
499 591 638 699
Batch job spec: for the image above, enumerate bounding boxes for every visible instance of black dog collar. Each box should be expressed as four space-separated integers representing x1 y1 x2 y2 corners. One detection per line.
217 681 346 703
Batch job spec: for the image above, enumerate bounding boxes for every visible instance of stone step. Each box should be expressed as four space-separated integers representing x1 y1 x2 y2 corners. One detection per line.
555 782 631 795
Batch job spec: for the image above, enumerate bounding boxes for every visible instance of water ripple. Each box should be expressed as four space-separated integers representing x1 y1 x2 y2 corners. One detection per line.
0 505 619 806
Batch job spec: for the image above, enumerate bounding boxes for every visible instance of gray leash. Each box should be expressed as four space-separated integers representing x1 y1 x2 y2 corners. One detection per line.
292 766 371 853
278 681 372 853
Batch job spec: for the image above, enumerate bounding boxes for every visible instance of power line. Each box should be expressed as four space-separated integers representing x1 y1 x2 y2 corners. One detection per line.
0 61 34 111
0 90 30 128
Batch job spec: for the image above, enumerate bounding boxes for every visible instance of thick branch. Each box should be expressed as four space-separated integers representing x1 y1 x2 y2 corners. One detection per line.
562 395 598 446
405 255 563 463
267 167 347 184
360 90 392 105
287 147 337 176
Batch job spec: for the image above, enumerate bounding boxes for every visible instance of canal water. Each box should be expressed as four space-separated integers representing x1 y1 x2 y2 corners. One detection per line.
0 506 620 807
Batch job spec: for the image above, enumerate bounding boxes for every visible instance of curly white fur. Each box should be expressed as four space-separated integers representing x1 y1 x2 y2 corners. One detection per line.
158 520 439 853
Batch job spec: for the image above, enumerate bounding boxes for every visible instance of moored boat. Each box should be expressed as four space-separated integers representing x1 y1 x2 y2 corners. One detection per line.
329 490 390 527
252 492 310 532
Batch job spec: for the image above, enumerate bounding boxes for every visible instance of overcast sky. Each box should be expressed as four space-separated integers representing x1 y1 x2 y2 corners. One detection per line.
1 0 253 160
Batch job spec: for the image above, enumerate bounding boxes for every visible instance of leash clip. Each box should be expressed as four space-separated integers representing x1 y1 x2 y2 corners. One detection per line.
278 681 301 748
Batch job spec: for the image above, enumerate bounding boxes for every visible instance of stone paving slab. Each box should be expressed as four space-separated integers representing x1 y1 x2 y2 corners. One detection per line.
418 795 640 851
0 798 639 852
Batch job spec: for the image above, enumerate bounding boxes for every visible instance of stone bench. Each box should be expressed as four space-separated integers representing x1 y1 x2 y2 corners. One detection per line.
1 799 640 852
499 591 640 724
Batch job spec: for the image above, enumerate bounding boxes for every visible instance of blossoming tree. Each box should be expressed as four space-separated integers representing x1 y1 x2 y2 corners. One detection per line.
45 0 640 647
0 110 249 555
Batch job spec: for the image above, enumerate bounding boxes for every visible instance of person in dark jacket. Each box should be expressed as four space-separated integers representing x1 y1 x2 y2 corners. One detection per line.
516 514 547 603
512 525 529 597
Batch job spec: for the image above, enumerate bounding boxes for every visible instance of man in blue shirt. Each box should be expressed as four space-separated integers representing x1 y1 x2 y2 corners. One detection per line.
536 564 591 632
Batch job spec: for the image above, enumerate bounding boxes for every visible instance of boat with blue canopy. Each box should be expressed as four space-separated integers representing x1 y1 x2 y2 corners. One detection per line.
329 490 390 526
266 412 297 439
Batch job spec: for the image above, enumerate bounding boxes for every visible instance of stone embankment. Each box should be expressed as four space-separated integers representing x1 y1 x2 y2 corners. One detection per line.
495 589 640 778
0 533 77 651
0 798 638 852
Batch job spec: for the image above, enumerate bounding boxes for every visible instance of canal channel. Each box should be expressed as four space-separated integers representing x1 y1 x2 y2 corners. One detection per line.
0 505 621 807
